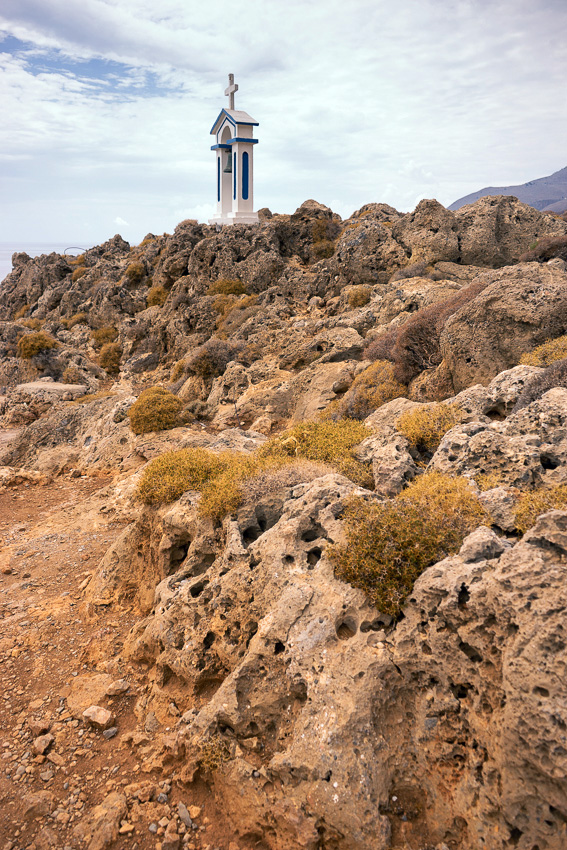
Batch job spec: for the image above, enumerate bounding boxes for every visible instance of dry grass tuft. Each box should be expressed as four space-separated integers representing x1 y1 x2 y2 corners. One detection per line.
515 484 567 533
17 332 58 359
128 386 183 434
397 403 462 453
520 335 567 367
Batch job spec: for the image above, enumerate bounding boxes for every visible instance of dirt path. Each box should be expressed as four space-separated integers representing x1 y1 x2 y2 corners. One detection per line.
0 472 230 850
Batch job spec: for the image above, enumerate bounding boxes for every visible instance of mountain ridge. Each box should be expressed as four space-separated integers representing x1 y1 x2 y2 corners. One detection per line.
449 165 567 212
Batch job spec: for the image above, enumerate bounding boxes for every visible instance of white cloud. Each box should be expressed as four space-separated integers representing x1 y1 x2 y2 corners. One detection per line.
0 0 566 243
114 216 129 226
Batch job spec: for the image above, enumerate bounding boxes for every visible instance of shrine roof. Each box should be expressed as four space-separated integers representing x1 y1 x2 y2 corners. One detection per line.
210 109 259 135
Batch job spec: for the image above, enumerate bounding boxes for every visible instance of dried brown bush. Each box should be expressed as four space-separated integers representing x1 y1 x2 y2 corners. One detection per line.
146 285 168 307
365 279 490 383
71 267 87 282
512 358 567 411
17 332 58 359
519 235 567 263
188 338 244 380
128 386 183 434
325 361 407 420
92 326 118 348
99 342 122 374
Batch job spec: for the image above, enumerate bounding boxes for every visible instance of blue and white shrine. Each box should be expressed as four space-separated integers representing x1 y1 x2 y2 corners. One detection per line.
209 74 259 225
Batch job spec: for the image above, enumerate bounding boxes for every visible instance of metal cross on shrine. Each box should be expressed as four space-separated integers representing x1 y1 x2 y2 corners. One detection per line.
224 73 238 110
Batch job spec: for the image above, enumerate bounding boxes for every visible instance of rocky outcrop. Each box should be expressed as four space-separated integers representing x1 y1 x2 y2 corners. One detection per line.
441 262 567 390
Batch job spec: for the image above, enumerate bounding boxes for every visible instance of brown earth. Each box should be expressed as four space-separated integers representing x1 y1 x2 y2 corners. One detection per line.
0 468 235 850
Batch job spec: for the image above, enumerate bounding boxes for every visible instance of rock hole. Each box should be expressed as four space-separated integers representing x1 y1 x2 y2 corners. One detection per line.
284 554 295 563
301 522 327 542
168 540 191 574
360 619 384 633
274 641 285 655
507 827 523 846
249 555 260 569
541 454 559 470
458 641 483 663
160 664 175 686
245 621 258 647
243 526 261 545
203 631 216 650
336 620 356 640
450 682 472 700
421 642 432 655
533 686 550 697
307 547 322 566
457 583 470 609
486 408 505 421
323 770 332 782
190 580 208 598
257 515 268 532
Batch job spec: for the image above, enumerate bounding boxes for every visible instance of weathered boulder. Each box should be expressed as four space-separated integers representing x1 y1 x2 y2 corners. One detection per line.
455 194 567 266
392 198 460 264
441 262 567 390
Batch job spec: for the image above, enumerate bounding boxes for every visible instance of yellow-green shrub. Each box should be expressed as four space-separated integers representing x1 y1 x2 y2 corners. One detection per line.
14 304 29 320
348 285 372 309
260 420 372 487
17 332 58 359
71 267 87 282
91 326 118 347
169 359 186 382
99 342 122 374
136 447 228 504
326 361 407 421
146 285 168 307
128 386 183 434
208 279 247 296
397 403 462 453
520 335 567 367
329 472 487 616
515 483 567 533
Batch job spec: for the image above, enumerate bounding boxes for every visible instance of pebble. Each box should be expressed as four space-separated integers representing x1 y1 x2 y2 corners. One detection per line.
103 727 118 740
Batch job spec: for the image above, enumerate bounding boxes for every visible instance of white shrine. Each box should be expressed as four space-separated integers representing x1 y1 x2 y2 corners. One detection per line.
209 74 259 226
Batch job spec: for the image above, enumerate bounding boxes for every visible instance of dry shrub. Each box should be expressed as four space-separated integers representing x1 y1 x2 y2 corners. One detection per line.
169 359 186 382
217 295 259 335
17 332 58 359
348 285 372 309
208 279 247 296
513 358 567 412
71 267 87 282
260 420 372 487
92 326 118 348
128 386 183 434
241 460 334 507
520 335 567 367
310 218 339 262
62 365 83 384
62 312 88 330
99 342 122 374
137 447 228 504
311 240 336 260
21 318 42 330
326 361 407 421
397 403 462 453
14 304 30 320
188 338 244 380
515 483 567 533
364 279 490 383
146 285 168 307
390 262 429 281
329 472 487 616
519 235 567 263
125 261 146 284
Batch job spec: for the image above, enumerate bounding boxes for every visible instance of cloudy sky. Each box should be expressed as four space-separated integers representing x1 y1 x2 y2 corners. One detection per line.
1 0 566 248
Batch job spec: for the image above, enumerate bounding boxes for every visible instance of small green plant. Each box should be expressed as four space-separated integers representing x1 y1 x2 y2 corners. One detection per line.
329 472 487 616
91 326 118 348
128 386 184 435
146 285 168 307
125 261 146 284
260 420 372 487
515 483 567 533
71 267 87 282
325 361 407 421
347 285 372 309
99 342 122 374
397 403 462 453
520 335 567 367
17 332 58 359
208 279 247 296
198 736 232 773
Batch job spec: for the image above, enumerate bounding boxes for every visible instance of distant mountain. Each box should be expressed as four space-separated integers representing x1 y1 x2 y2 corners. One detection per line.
449 165 567 212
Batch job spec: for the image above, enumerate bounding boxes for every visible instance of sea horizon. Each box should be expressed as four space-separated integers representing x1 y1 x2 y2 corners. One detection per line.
0 241 88 284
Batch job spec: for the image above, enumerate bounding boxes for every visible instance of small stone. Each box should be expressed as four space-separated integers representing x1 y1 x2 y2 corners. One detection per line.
149 823 158 834
82 705 115 729
33 734 54 755
103 727 118 740
28 718 51 736
47 752 65 766
177 802 192 827
40 769 54 782
106 679 130 696
157 792 168 803
119 822 134 834
188 806 201 821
